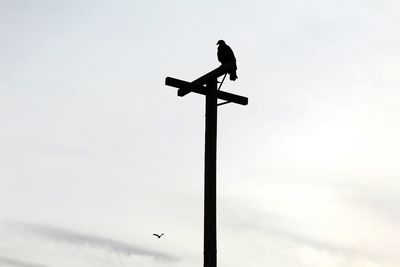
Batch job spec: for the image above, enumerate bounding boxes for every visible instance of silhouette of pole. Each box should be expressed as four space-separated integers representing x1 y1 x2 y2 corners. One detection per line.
165 63 248 267
204 78 218 267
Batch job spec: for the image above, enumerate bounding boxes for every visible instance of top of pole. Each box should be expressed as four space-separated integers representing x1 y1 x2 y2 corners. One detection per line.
165 77 248 106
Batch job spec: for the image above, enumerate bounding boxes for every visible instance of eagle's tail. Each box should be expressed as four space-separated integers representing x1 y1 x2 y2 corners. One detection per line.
229 71 238 81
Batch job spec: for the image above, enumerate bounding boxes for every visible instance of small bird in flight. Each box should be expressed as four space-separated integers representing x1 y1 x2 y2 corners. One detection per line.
217 40 238 81
153 233 164 239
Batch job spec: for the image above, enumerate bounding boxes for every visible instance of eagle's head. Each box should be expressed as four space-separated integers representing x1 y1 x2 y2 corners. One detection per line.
216 40 225 45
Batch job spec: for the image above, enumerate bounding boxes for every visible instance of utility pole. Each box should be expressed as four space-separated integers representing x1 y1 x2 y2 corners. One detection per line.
165 62 248 267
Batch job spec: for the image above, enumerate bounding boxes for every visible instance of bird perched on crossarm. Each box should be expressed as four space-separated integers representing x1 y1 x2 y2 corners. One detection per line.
217 40 238 81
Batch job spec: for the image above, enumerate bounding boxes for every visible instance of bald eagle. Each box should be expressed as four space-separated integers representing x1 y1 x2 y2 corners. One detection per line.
217 40 238 81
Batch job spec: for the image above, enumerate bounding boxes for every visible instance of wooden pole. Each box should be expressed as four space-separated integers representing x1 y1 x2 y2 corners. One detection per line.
203 78 218 267
165 63 247 267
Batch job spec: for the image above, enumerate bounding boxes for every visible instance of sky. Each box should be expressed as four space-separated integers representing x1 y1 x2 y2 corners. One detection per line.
1 0 400 266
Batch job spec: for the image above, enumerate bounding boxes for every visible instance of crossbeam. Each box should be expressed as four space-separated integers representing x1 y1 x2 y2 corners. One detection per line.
165 77 248 106
177 62 236 97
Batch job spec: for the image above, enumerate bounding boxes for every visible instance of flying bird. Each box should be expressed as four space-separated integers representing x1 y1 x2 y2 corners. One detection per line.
153 233 164 239
217 40 238 81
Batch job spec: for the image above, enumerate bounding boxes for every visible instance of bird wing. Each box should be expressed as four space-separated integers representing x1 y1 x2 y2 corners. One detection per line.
217 46 224 63
224 45 236 62
217 44 236 64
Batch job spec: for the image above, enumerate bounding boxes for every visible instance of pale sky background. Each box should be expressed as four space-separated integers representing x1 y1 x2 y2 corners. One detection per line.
1 0 400 267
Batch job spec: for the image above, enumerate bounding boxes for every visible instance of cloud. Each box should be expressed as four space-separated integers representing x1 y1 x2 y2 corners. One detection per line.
6 222 179 263
0 257 48 267
237 214 356 256
222 200 399 265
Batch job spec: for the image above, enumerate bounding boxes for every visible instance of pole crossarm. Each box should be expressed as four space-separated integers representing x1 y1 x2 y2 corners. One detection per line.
165 77 248 106
177 62 236 97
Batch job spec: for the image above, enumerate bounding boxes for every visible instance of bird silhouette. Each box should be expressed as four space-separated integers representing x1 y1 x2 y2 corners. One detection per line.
217 40 238 81
153 233 164 239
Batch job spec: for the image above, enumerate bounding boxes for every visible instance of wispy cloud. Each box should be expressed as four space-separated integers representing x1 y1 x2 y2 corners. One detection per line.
6 222 179 262
223 201 398 264
0 257 48 267
233 212 355 255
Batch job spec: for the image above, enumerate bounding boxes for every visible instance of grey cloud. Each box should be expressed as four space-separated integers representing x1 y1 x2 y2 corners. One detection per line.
260 223 354 255
258 211 398 264
223 203 397 264
222 204 359 256
345 184 400 223
0 257 48 267
6 222 179 262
